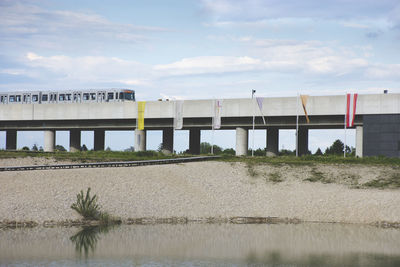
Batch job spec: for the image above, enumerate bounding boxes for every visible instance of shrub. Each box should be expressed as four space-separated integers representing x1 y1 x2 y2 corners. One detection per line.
71 188 100 220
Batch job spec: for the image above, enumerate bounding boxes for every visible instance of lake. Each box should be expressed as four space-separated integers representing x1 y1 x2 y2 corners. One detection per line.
1 223 400 266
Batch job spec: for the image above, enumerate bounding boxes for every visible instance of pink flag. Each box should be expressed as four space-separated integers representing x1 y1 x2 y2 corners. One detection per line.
346 93 358 127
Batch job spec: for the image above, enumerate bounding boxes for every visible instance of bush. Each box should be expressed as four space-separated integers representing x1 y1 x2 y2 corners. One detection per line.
71 188 101 220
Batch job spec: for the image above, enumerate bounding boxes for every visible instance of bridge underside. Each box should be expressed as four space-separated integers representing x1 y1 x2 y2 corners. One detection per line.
1 114 399 158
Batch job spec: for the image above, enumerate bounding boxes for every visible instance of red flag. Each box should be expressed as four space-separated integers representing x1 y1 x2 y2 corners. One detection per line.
346 93 358 127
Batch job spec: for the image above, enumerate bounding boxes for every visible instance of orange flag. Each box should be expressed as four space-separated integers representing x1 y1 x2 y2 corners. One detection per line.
300 95 310 123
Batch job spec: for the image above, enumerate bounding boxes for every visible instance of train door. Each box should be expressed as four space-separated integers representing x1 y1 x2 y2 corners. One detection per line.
23 93 31 104
73 92 82 103
97 91 106 102
0 94 7 104
49 92 58 103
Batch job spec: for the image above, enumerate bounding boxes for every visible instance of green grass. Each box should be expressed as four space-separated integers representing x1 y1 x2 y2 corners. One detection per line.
363 173 400 189
0 150 186 162
304 168 332 184
218 154 400 166
268 172 284 183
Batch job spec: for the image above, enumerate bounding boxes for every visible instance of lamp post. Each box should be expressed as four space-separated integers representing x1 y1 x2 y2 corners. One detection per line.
252 90 256 157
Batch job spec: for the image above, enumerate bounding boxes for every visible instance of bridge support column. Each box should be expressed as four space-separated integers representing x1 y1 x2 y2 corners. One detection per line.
44 130 55 152
266 128 279 157
297 127 309 156
236 127 248 156
6 130 17 150
189 129 200 154
162 128 174 154
94 130 105 151
135 130 146 152
356 126 363 158
70 129 81 152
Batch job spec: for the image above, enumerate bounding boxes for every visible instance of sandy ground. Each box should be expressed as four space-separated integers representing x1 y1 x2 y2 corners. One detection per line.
0 158 399 224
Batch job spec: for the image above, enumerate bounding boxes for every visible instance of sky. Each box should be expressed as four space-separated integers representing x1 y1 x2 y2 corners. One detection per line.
1 0 400 152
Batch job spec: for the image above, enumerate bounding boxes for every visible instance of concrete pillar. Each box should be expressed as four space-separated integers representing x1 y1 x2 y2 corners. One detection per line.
134 130 146 152
266 128 279 157
297 127 309 156
44 130 55 152
235 127 248 156
69 129 81 152
6 130 17 150
356 126 363 158
189 129 201 154
94 130 105 151
162 128 174 154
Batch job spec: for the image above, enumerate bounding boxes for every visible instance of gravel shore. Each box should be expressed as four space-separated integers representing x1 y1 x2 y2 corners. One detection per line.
0 158 399 224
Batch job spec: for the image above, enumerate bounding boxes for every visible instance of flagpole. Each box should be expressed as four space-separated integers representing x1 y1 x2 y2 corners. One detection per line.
211 99 215 155
344 93 347 158
296 93 299 157
252 90 256 157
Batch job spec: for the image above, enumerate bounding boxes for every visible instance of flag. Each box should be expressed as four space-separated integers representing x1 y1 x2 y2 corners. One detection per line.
256 97 266 125
174 100 184 130
213 100 222 129
137 101 146 130
346 93 358 127
300 95 310 123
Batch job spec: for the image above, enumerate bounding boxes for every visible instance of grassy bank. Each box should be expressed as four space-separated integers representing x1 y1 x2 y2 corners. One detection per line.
0 150 185 162
218 154 400 166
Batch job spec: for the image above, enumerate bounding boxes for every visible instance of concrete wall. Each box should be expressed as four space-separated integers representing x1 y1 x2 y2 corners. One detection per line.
363 114 400 158
1 94 399 122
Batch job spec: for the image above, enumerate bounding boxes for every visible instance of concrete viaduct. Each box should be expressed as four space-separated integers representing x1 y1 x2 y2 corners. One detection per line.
0 93 399 157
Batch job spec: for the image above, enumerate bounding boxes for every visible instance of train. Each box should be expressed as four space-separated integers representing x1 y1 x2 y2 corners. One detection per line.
0 89 135 104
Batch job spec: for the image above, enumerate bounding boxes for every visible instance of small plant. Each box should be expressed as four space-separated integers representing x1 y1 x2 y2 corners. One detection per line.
304 168 332 183
363 173 400 189
247 163 259 177
71 188 101 220
268 172 283 183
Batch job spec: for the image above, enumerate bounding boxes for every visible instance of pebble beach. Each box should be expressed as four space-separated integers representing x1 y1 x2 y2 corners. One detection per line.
0 158 399 225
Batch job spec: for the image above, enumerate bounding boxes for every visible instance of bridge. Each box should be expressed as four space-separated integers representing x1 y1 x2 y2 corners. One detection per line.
0 93 399 157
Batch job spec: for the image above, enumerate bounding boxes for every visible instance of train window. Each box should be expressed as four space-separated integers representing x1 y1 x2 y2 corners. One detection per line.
59 94 65 101
90 93 96 100
16 95 21 102
0 96 4 103
83 93 89 101
42 94 48 101
9 95 15 102
115 92 119 99
107 92 114 100
66 94 72 101
119 92 123 99
123 92 134 100
32 95 38 102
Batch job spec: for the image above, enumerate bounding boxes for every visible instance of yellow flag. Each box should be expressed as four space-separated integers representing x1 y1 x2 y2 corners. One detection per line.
300 95 310 123
137 101 146 130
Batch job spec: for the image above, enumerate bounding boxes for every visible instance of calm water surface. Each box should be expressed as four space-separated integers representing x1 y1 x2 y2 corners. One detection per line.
1 223 400 266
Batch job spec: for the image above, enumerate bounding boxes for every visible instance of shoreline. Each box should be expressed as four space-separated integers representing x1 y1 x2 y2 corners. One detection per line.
1 158 399 227
1 217 400 230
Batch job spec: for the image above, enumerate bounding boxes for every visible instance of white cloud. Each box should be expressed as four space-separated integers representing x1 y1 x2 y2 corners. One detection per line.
23 52 151 85
0 1 168 53
154 56 263 75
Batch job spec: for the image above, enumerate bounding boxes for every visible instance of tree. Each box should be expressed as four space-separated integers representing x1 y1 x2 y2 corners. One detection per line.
32 144 38 151
55 145 67 152
314 148 323 156
325 139 344 155
22 146 30 151
222 148 235 155
200 142 222 154
81 144 88 151
105 147 111 151
124 146 134 152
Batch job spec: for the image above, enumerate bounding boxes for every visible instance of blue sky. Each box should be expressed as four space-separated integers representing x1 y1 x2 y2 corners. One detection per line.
1 0 399 152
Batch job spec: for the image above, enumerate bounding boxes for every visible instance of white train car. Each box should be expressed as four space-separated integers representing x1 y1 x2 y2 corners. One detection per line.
0 89 135 104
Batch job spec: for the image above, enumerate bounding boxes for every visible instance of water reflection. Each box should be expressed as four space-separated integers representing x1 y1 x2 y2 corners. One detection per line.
70 225 115 258
1 223 400 266
246 250 400 267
